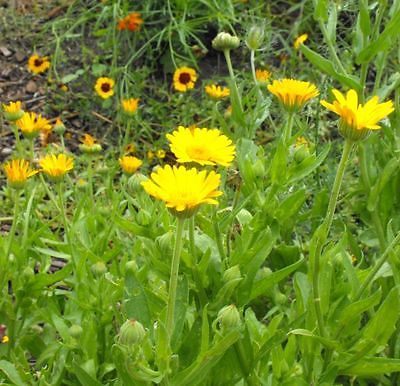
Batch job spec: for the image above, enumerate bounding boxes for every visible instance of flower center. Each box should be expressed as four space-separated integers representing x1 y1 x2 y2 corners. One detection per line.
101 83 111 92
179 72 191 85
34 58 43 67
187 145 210 160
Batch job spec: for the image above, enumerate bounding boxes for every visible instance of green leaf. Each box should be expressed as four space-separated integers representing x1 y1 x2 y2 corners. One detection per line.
29 264 73 291
356 10 400 64
270 141 287 185
34 247 70 260
61 69 84 84
0 360 27 386
275 189 306 223
313 0 328 21
249 259 304 301
341 357 400 376
72 361 103 386
288 329 338 350
300 45 362 92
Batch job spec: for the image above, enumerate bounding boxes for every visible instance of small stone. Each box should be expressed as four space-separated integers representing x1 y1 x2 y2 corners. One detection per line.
0 46 12 57
26 80 38 93
1 147 13 156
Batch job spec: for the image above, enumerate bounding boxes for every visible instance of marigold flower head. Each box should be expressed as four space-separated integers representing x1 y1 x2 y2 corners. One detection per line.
205 84 230 100
3 159 38 189
267 78 319 112
255 69 271 84
141 165 222 217
80 134 102 154
53 118 66 135
321 89 395 141
2 101 24 121
39 154 74 181
294 33 308 49
95 77 115 99
16 112 52 138
117 12 143 31
121 98 139 115
119 156 143 174
167 126 235 167
28 54 50 75
173 67 197 92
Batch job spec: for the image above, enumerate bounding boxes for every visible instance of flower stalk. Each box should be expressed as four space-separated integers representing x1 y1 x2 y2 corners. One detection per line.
223 49 244 114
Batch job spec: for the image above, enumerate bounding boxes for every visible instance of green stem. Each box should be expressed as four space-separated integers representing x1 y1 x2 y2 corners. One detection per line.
213 215 227 263
4 191 21 262
250 49 262 99
166 217 185 342
283 112 295 145
223 49 243 113
57 182 71 244
87 157 94 203
312 140 354 337
355 230 400 301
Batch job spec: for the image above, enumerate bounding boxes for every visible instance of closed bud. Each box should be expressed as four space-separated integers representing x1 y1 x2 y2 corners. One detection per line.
91 261 107 277
222 265 241 283
217 304 242 331
69 324 83 339
246 25 264 50
53 118 66 135
119 319 146 346
127 173 147 193
79 143 102 154
212 32 240 51
125 260 138 273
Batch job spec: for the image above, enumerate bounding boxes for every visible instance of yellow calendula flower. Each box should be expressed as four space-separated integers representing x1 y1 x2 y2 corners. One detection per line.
119 156 143 174
39 154 74 180
321 89 395 141
255 69 271 84
166 126 235 167
3 159 38 189
2 101 24 121
141 165 222 216
28 54 50 75
173 67 197 92
268 78 319 112
205 84 230 100
294 33 308 49
156 149 166 159
16 112 52 138
121 98 139 115
95 77 115 99
79 134 102 154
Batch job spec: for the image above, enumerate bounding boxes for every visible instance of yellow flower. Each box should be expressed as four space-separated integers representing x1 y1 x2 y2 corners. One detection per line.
255 69 271 84
147 150 155 160
124 143 136 154
95 77 115 99
80 134 102 154
141 165 222 215
156 149 166 159
2 101 24 121
173 67 197 92
121 98 139 115
205 84 230 100
294 33 308 49
166 126 235 167
267 78 319 112
1 336 9 344
3 159 38 189
39 154 74 180
16 112 52 138
320 89 395 141
28 54 50 75
119 156 143 174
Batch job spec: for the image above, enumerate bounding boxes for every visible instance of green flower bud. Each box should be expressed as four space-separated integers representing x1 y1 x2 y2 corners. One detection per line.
125 260 138 274
91 261 107 277
217 304 242 331
79 143 102 154
119 319 146 346
212 32 240 51
4 110 24 121
127 173 147 193
69 324 83 339
222 265 241 283
53 118 66 135
246 25 264 50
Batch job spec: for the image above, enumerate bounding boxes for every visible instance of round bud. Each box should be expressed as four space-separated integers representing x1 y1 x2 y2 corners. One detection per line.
217 304 242 331
222 265 241 283
246 25 264 50
212 32 240 51
118 319 146 346
69 324 83 339
91 261 107 277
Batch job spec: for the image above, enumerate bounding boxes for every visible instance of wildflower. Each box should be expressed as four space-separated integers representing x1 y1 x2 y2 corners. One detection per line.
1 336 9 344
156 149 166 159
28 54 50 75
16 112 52 138
294 33 308 49
53 118 66 135
267 78 319 112
205 84 230 100
141 165 222 216
167 126 235 167
119 156 143 174
212 32 240 51
3 159 38 189
173 67 197 92
2 101 24 121
39 154 74 180
59 84 68 92
147 150 155 160
79 134 102 154
117 12 143 32
94 77 115 99
320 89 395 141
124 143 136 154
255 69 271 84
121 98 139 115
